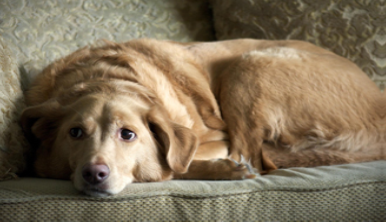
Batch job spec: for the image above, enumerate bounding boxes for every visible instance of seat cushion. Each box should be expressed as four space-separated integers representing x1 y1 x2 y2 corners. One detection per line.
0 161 384 221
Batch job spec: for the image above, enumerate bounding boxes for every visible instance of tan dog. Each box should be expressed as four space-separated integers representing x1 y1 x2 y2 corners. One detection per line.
21 39 384 196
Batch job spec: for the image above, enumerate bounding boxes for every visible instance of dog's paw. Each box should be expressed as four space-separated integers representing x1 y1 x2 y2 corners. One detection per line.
215 155 259 180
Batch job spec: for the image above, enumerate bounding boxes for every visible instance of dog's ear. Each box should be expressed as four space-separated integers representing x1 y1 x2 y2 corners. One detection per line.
147 107 198 174
21 100 72 179
21 99 63 145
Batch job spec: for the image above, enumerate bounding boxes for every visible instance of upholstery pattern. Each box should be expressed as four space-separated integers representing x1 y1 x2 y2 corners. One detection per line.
0 0 214 84
0 36 28 180
210 0 386 90
0 161 385 221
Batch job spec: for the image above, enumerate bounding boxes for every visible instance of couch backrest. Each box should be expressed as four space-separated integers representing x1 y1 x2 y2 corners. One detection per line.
209 0 385 91
0 0 214 86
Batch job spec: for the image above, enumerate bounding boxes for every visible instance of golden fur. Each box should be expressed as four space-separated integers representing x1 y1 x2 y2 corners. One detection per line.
21 39 385 196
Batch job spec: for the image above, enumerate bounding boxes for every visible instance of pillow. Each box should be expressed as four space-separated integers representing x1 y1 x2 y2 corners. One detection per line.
210 0 385 91
0 0 215 84
0 36 28 180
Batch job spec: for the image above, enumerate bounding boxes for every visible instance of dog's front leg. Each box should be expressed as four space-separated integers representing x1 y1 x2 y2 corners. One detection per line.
173 158 257 180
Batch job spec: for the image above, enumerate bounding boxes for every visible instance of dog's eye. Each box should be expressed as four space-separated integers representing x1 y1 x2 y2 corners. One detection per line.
69 128 83 138
120 129 136 141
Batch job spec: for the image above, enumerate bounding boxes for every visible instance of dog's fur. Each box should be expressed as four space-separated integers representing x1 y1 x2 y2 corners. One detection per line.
21 39 385 196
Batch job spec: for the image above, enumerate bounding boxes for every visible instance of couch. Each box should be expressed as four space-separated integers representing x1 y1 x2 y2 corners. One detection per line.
0 0 384 221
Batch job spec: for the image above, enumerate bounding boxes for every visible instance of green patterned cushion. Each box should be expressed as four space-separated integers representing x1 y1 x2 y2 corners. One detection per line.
0 161 384 221
0 0 214 84
210 0 385 90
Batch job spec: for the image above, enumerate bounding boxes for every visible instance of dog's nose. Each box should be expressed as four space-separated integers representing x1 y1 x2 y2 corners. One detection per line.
82 164 110 185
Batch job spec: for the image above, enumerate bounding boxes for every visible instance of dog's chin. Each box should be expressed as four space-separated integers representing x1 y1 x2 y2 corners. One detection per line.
83 188 112 197
82 184 113 197
73 173 134 197
79 180 131 197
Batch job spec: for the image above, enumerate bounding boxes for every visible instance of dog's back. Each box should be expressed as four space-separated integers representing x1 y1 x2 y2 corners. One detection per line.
188 39 384 169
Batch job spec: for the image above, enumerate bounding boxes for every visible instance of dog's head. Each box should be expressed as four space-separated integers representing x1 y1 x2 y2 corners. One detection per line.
21 81 198 196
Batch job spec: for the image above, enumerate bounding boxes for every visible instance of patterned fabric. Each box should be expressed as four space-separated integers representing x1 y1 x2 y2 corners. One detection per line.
0 161 384 221
210 0 386 90
0 36 28 180
0 0 215 85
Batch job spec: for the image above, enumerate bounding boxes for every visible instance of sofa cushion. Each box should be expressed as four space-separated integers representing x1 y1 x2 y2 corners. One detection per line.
0 0 215 84
0 36 28 180
209 0 386 91
0 161 384 221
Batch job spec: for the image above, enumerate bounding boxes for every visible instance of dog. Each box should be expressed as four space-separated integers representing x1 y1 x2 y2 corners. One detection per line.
21 39 384 196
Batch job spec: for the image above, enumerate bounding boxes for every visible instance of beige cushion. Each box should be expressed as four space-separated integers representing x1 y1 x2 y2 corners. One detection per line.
0 36 28 180
0 0 214 83
0 161 384 221
210 0 385 90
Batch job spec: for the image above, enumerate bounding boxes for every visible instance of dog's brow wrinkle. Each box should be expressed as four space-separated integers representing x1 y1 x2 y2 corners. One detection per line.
68 106 86 120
